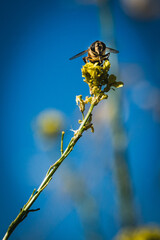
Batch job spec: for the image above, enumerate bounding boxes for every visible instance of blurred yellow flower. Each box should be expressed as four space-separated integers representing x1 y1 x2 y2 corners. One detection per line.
34 109 65 138
115 226 160 240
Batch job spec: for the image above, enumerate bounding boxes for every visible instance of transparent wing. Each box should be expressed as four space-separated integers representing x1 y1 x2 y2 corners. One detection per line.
69 49 88 60
106 46 119 54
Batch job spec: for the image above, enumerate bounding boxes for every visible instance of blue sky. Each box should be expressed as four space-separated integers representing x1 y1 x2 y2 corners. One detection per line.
1 1 160 239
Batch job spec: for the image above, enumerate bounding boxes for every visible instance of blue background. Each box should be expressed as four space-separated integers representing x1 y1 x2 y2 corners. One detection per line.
1 0 160 239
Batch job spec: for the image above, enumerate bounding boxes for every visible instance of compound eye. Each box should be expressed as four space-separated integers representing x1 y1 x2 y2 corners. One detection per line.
100 42 105 51
97 45 103 52
90 43 95 52
98 44 103 51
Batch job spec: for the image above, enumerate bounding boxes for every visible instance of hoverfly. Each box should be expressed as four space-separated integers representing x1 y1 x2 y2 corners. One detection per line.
69 40 119 65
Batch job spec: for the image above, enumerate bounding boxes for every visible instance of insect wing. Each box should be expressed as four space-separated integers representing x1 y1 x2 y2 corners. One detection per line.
106 46 119 54
69 49 88 60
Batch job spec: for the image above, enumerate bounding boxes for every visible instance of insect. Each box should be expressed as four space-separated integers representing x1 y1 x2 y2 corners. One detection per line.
69 40 119 65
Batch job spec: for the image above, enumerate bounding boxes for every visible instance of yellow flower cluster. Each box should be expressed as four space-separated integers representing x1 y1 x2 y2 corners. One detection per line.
115 226 160 240
81 60 123 105
76 60 123 133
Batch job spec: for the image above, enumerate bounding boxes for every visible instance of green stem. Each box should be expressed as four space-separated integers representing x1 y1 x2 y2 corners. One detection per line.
2 103 95 240
60 131 65 155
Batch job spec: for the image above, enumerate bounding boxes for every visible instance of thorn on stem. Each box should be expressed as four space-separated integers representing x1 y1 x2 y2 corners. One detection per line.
28 208 40 212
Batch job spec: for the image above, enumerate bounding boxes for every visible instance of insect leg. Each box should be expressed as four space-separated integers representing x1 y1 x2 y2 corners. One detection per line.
83 57 88 63
104 53 110 59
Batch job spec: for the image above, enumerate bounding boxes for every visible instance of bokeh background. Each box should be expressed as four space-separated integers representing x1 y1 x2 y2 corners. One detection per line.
1 0 160 239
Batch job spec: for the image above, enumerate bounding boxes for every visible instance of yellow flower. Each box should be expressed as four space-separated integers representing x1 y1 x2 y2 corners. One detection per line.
82 60 111 84
103 60 111 71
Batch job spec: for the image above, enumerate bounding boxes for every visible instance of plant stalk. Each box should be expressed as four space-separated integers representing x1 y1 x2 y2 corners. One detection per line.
3 103 95 240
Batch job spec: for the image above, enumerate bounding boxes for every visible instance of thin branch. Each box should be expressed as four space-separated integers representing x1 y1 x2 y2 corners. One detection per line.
2 103 95 240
